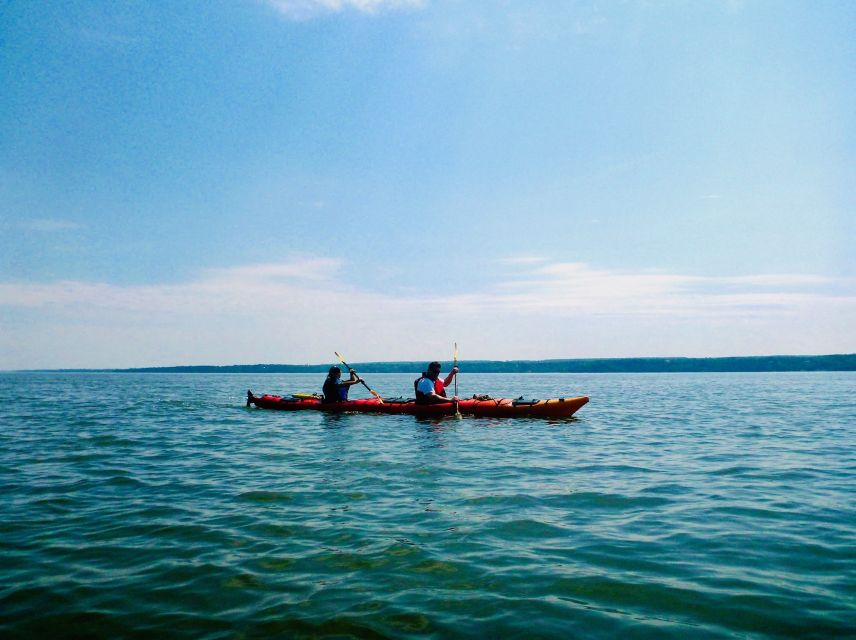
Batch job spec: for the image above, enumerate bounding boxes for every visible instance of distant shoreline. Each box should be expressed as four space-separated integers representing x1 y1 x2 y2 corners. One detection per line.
11 354 856 373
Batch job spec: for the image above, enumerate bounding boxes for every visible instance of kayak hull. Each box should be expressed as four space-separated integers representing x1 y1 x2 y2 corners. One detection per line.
247 392 588 418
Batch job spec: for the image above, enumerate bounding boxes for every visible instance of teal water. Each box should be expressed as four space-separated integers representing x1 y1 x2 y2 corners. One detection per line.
1 372 854 639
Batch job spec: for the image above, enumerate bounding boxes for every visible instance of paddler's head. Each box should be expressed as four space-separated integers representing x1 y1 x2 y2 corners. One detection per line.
328 366 342 380
427 361 442 380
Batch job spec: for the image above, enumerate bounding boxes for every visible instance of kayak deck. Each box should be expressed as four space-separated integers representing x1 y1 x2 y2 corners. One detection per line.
246 391 588 418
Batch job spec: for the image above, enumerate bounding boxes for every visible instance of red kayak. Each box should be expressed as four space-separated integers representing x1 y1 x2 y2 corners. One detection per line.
246 391 588 418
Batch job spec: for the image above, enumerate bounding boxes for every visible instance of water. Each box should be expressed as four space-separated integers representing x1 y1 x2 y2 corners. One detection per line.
0 372 854 639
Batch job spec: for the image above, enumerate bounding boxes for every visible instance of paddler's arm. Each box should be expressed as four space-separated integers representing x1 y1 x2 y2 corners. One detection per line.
341 369 363 387
428 391 459 404
443 367 459 387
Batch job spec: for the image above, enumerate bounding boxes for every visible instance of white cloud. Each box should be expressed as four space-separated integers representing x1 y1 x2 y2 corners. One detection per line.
265 0 425 20
77 27 141 48
491 263 844 317
17 218 81 232
1 258 853 368
709 274 831 287
499 255 549 265
204 258 343 282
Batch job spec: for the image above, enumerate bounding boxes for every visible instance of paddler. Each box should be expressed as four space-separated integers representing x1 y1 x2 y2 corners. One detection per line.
414 361 459 404
322 366 363 403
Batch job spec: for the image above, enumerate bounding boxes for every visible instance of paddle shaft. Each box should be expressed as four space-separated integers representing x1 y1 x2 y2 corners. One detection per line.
453 342 461 417
335 352 382 400
454 342 459 397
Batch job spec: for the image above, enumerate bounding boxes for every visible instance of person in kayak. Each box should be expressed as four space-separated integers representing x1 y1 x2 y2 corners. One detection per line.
414 361 459 404
322 366 363 403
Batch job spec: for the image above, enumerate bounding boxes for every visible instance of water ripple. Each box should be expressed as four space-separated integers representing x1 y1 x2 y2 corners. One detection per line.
1 372 854 638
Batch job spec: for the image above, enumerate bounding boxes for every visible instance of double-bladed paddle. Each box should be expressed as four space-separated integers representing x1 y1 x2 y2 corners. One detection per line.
335 351 383 403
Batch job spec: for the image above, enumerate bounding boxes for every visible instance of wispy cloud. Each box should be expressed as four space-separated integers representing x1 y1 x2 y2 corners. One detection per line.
204 258 343 282
265 0 425 20
1 258 853 368
77 27 141 48
0 259 346 312
489 262 848 318
17 219 81 232
498 255 548 265
1 259 850 318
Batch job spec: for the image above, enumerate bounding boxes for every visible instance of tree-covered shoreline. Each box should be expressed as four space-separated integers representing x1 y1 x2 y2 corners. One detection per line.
30 354 856 374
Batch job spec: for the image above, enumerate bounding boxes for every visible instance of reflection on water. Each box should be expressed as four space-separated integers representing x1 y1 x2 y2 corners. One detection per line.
319 412 351 429
412 416 456 449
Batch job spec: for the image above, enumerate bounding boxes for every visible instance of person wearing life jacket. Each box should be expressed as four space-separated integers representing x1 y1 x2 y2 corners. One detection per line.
414 361 459 404
322 366 362 403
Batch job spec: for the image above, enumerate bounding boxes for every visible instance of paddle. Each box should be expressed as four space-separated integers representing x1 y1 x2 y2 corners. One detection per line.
453 342 462 419
334 352 383 403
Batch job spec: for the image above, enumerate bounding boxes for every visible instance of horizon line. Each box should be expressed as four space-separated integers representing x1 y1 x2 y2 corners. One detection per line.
5 353 856 373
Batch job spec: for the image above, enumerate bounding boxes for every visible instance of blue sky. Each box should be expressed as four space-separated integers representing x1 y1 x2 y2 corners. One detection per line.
1 0 854 368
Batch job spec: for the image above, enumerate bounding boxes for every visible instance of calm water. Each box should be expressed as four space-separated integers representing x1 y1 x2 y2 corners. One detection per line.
1 372 854 639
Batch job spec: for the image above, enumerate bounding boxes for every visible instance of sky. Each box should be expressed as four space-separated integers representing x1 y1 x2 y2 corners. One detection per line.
0 0 854 369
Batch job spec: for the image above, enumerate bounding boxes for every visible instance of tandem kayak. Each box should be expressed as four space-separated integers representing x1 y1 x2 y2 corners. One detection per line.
246 391 588 418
